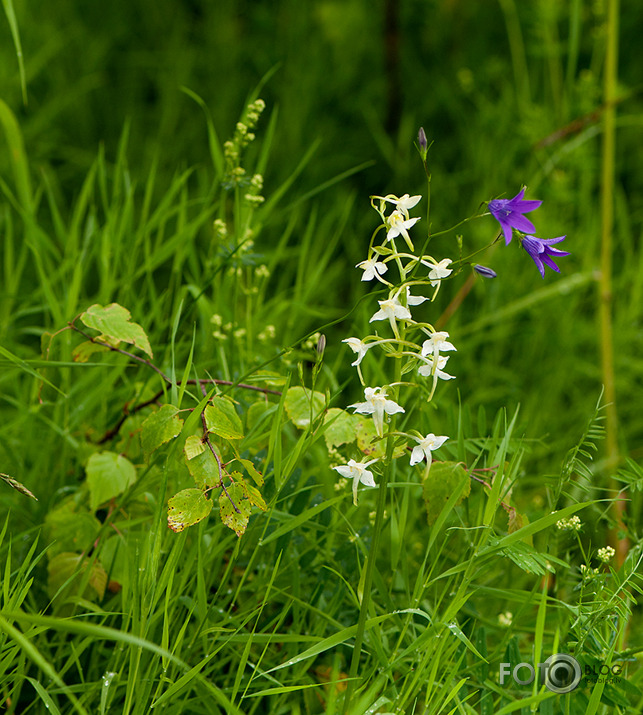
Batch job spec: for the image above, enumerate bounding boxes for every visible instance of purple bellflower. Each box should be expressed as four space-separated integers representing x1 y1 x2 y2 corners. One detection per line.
489 189 542 245
521 236 570 278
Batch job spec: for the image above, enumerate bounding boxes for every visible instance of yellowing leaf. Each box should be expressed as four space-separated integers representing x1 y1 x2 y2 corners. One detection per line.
229 471 267 510
80 303 153 358
167 488 213 532
219 483 251 537
284 386 325 428
355 419 406 459
71 340 112 363
141 404 184 459
204 396 244 440
86 452 137 511
184 434 206 460
235 457 264 486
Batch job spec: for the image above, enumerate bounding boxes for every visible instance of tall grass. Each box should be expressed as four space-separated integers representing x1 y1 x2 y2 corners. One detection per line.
1 1 642 713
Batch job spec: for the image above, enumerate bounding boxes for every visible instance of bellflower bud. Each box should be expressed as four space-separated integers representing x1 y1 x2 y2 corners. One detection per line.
473 264 497 279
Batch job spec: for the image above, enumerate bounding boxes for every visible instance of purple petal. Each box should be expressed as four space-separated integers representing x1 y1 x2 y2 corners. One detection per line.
540 254 561 273
509 214 537 235
511 198 542 212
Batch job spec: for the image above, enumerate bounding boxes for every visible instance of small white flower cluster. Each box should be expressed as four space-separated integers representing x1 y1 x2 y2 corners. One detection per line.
556 515 582 531
597 545 615 563
498 611 513 627
334 194 455 504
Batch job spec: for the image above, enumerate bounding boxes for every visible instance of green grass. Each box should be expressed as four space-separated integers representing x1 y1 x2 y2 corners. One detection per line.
1 1 643 713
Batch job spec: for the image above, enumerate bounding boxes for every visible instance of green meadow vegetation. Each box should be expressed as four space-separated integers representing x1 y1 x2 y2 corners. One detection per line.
1 1 642 713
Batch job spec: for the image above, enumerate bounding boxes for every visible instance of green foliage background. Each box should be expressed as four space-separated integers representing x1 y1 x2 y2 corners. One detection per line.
1 1 642 713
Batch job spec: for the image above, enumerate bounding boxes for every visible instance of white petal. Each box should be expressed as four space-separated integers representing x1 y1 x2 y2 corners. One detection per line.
360 470 377 488
383 399 405 415
410 445 425 465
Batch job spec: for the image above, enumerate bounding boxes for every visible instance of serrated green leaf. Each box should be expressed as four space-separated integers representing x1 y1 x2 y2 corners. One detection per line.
1 472 38 500
86 452 137 511
235 457 264 486
219 483 252 537
184 434 206 460
205 396 244 440
185 443 220 489
141 404 183 459
80 303 153 358
71 340 112 363
167 488 213 532
284 386 325 428
422 461 470 526
323 408 359 449
230 472 267 510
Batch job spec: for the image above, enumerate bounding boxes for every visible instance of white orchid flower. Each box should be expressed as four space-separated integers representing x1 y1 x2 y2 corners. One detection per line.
333 458 379 505
426 258 453 286
410 433 448 467
356 256 388 282
386 209 420 249
349 386 405 437
342 337 371 367
370 292 412 336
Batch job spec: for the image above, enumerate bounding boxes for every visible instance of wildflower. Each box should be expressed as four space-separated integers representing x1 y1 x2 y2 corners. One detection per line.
418 127 428 153
342 337 371 367
333 458 379 505
597 546 615 563
417 355 455 381
488 188 542 245
378 193 422 219
356 256 388 282
521 236 570 278
473 264 497 279
349 386 405 437
369 292 412 336
421 331 457 365
556 515 581 531
410 433 448 466
426 258 453 286
386 209 420 249
498 611 513 627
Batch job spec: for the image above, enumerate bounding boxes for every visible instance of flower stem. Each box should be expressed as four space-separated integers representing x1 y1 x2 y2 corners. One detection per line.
599 0 624 567
343 359 403 713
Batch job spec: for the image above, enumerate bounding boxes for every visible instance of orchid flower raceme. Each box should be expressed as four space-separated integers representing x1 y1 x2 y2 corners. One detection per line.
349 386 405 437
333 458 379 505
356 256 388 283
488 189 542 245
521 235 570 277
370 291 412 337
410 433 448 467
